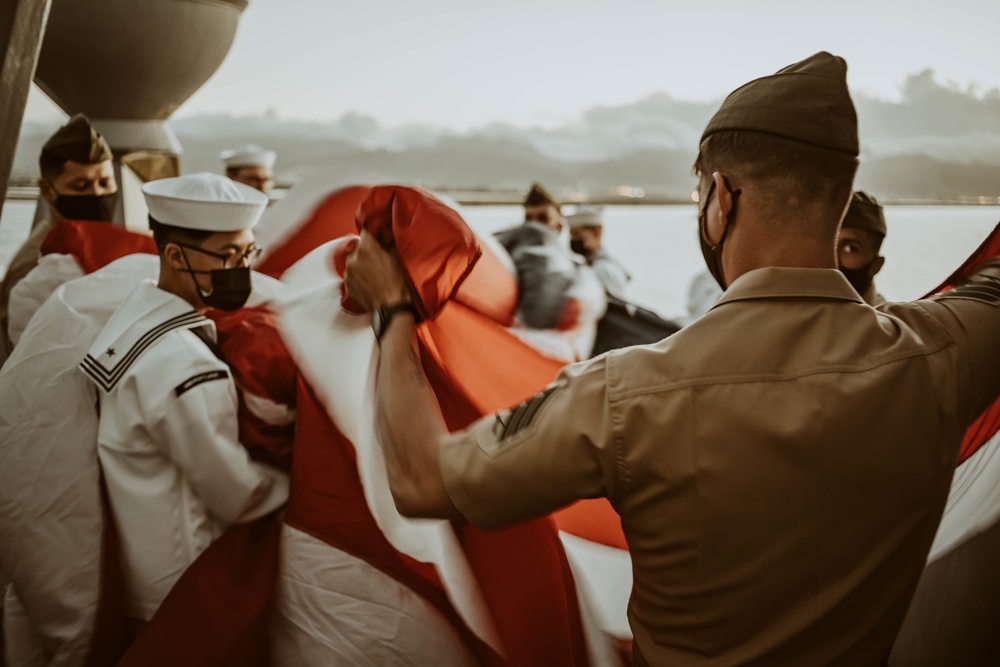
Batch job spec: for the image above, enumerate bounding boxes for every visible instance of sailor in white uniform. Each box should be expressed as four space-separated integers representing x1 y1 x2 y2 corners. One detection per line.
220 143 276 196
79 173 289 623
566 206 631 300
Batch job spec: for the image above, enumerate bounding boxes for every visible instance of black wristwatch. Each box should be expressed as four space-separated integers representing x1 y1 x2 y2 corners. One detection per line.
372 301 418 342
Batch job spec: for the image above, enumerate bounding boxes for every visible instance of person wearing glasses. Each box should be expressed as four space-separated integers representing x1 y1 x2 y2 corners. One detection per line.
79 173 288 625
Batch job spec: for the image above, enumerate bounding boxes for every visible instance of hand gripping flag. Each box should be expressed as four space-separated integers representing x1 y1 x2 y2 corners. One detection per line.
253 181 631 656
262 185 616 666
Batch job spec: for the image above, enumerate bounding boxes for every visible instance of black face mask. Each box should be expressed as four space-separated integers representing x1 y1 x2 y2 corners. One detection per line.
52 190 120 222
840 259 878 297
697 179 740 291
199 267 252 311
179 248 253 312
570 239 589 257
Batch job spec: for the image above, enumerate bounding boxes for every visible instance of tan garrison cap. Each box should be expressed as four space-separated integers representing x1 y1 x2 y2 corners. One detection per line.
40 114 113 165
842 191 886 237
701 51 859 156
524 182 559 209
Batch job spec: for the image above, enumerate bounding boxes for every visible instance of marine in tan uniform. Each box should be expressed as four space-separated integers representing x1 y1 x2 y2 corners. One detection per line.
344 52 1000 666
522 182 564 232
0 114 117 354
838 191 887 306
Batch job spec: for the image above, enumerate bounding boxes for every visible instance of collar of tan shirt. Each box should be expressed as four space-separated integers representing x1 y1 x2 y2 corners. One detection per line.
712 266 866 309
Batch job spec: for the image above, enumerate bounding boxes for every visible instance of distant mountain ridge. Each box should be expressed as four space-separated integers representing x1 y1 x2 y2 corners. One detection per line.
11 68 1000 201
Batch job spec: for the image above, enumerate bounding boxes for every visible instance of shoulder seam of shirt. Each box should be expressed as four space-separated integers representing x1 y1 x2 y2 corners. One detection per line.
610 338 956 402
607 351 631 494
80 312 208 392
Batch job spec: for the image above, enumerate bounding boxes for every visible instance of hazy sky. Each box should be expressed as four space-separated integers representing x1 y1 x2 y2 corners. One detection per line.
25 0 1000 129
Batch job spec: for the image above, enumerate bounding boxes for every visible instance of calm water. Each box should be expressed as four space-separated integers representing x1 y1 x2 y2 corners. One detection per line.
2 200 998 320
459 204 1000 318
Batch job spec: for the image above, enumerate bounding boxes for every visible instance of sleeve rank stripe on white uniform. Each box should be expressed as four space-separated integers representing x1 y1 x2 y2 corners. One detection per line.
80 312 208 392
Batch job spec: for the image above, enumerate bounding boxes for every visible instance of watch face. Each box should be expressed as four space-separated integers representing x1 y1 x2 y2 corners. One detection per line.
372 307 385 338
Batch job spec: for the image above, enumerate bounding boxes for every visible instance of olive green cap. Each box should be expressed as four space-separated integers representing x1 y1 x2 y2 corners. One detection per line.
842 191 886 237
701 51 859 156
523 182 560 209
40 113 113 166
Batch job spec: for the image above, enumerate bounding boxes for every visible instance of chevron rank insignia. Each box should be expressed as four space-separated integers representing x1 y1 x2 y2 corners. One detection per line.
492 385 559 443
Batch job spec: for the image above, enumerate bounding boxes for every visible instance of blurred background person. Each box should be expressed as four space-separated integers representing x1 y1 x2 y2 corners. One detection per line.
521 182 564 232
493 182 605 360
567 205 631 300
220 143 276 196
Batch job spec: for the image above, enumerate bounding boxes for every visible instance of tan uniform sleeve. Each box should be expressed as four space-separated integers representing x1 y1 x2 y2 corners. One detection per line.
439 354 618 529
900 258 1000 424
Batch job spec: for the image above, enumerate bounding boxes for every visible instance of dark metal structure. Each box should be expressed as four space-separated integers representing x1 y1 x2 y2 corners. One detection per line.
1 0 249 227
34 0 249 156
0 0 52 213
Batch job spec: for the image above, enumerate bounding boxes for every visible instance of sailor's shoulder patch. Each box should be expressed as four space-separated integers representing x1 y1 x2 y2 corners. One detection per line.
491 385 560 443
932 274 1000 305
174 369 229 397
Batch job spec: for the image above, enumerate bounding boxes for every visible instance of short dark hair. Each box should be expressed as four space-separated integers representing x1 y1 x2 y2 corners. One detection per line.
694 130 857 225
148 217 215 255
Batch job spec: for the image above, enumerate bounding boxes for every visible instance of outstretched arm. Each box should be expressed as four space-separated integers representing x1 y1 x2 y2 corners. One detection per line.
344 231 462 520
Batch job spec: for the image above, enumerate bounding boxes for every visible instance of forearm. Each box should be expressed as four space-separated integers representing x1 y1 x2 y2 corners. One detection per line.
376 315 461 519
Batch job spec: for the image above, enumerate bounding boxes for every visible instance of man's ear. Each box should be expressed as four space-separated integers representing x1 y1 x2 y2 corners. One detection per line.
704 171 735 244
713 171 735 221
164 243 185 270
871 255 885 278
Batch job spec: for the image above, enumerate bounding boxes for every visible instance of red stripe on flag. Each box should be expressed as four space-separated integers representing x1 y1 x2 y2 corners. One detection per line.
83 475 129 667
553 500 629 551
40 220 156 272
256 186 371 278
417 304 594 665
118 514 283 667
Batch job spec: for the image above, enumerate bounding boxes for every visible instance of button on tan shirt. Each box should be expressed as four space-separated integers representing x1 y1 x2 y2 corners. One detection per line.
441 264 1000 666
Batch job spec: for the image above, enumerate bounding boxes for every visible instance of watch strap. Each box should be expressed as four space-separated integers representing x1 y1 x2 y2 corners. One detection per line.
375 301 417 342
